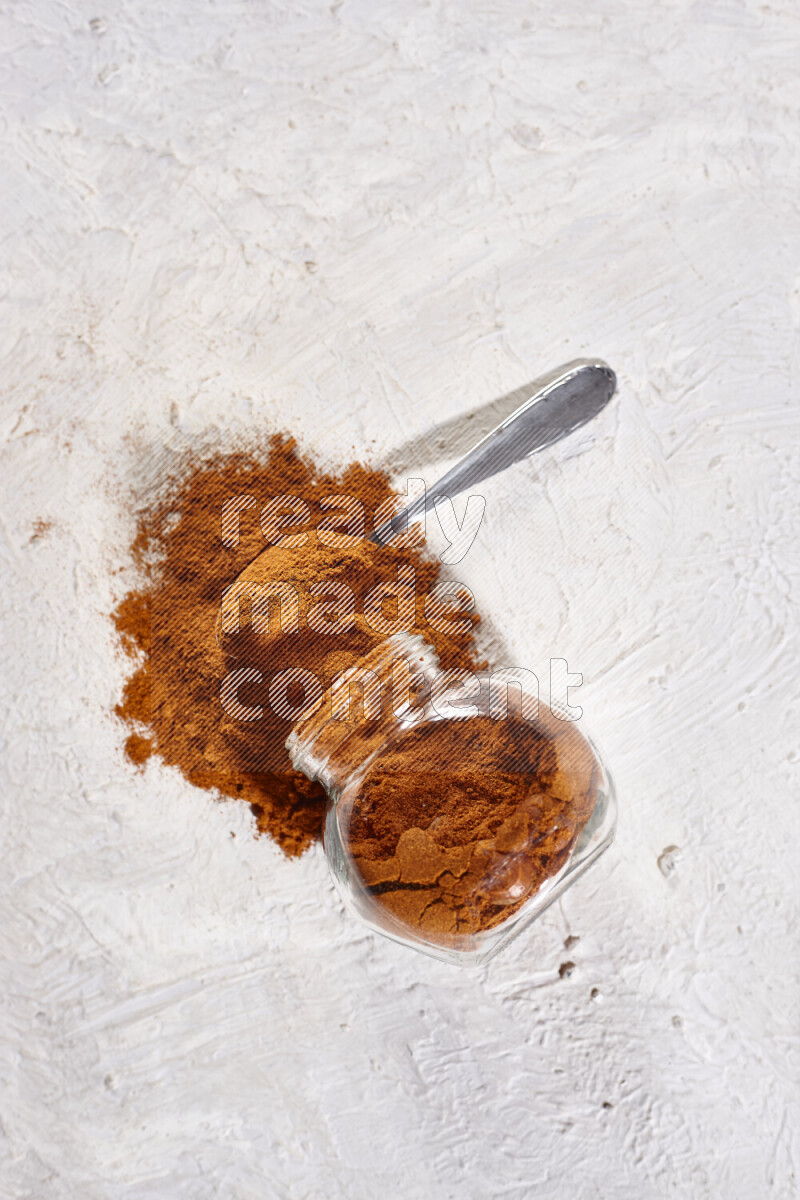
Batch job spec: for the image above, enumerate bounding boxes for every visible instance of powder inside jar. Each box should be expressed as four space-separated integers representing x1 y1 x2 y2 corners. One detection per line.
343 713 599 938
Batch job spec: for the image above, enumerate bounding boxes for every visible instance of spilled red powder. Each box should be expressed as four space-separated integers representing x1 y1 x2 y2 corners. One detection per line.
113 435 484 856
29 518 54 543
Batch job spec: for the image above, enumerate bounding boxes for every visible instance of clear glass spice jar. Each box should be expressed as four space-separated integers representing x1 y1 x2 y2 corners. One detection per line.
287 633 616 965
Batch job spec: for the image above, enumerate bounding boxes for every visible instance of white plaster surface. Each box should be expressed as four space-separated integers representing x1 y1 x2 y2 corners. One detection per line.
1 2 798 1196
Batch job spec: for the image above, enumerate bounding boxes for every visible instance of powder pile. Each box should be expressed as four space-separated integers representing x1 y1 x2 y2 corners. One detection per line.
344 713 599 939
216 533 403 772
113 436 482 856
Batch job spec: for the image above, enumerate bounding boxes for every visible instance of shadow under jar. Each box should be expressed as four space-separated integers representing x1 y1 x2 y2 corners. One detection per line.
287 634 616 965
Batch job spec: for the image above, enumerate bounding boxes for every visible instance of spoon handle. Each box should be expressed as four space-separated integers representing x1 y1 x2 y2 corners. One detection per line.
371 358 617 546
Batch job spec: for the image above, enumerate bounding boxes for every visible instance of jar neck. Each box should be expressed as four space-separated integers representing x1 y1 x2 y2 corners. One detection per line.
287 632 439 792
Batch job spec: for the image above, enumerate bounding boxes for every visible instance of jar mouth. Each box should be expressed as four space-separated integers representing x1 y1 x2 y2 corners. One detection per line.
286 630 440 790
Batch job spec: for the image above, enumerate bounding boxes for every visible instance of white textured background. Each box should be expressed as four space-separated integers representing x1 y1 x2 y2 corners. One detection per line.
1 2 798 1197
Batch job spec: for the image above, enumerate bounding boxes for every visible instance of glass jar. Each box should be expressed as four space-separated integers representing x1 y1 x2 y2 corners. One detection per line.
287 633 616 965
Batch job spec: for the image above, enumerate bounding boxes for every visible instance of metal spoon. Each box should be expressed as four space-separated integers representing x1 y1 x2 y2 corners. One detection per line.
371 357 617 545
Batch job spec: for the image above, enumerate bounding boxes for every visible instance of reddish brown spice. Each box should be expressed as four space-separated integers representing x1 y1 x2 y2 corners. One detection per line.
345 712 599 938
113 435 483 856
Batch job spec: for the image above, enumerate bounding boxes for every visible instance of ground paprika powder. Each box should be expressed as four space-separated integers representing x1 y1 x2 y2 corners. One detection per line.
113 435 482 856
